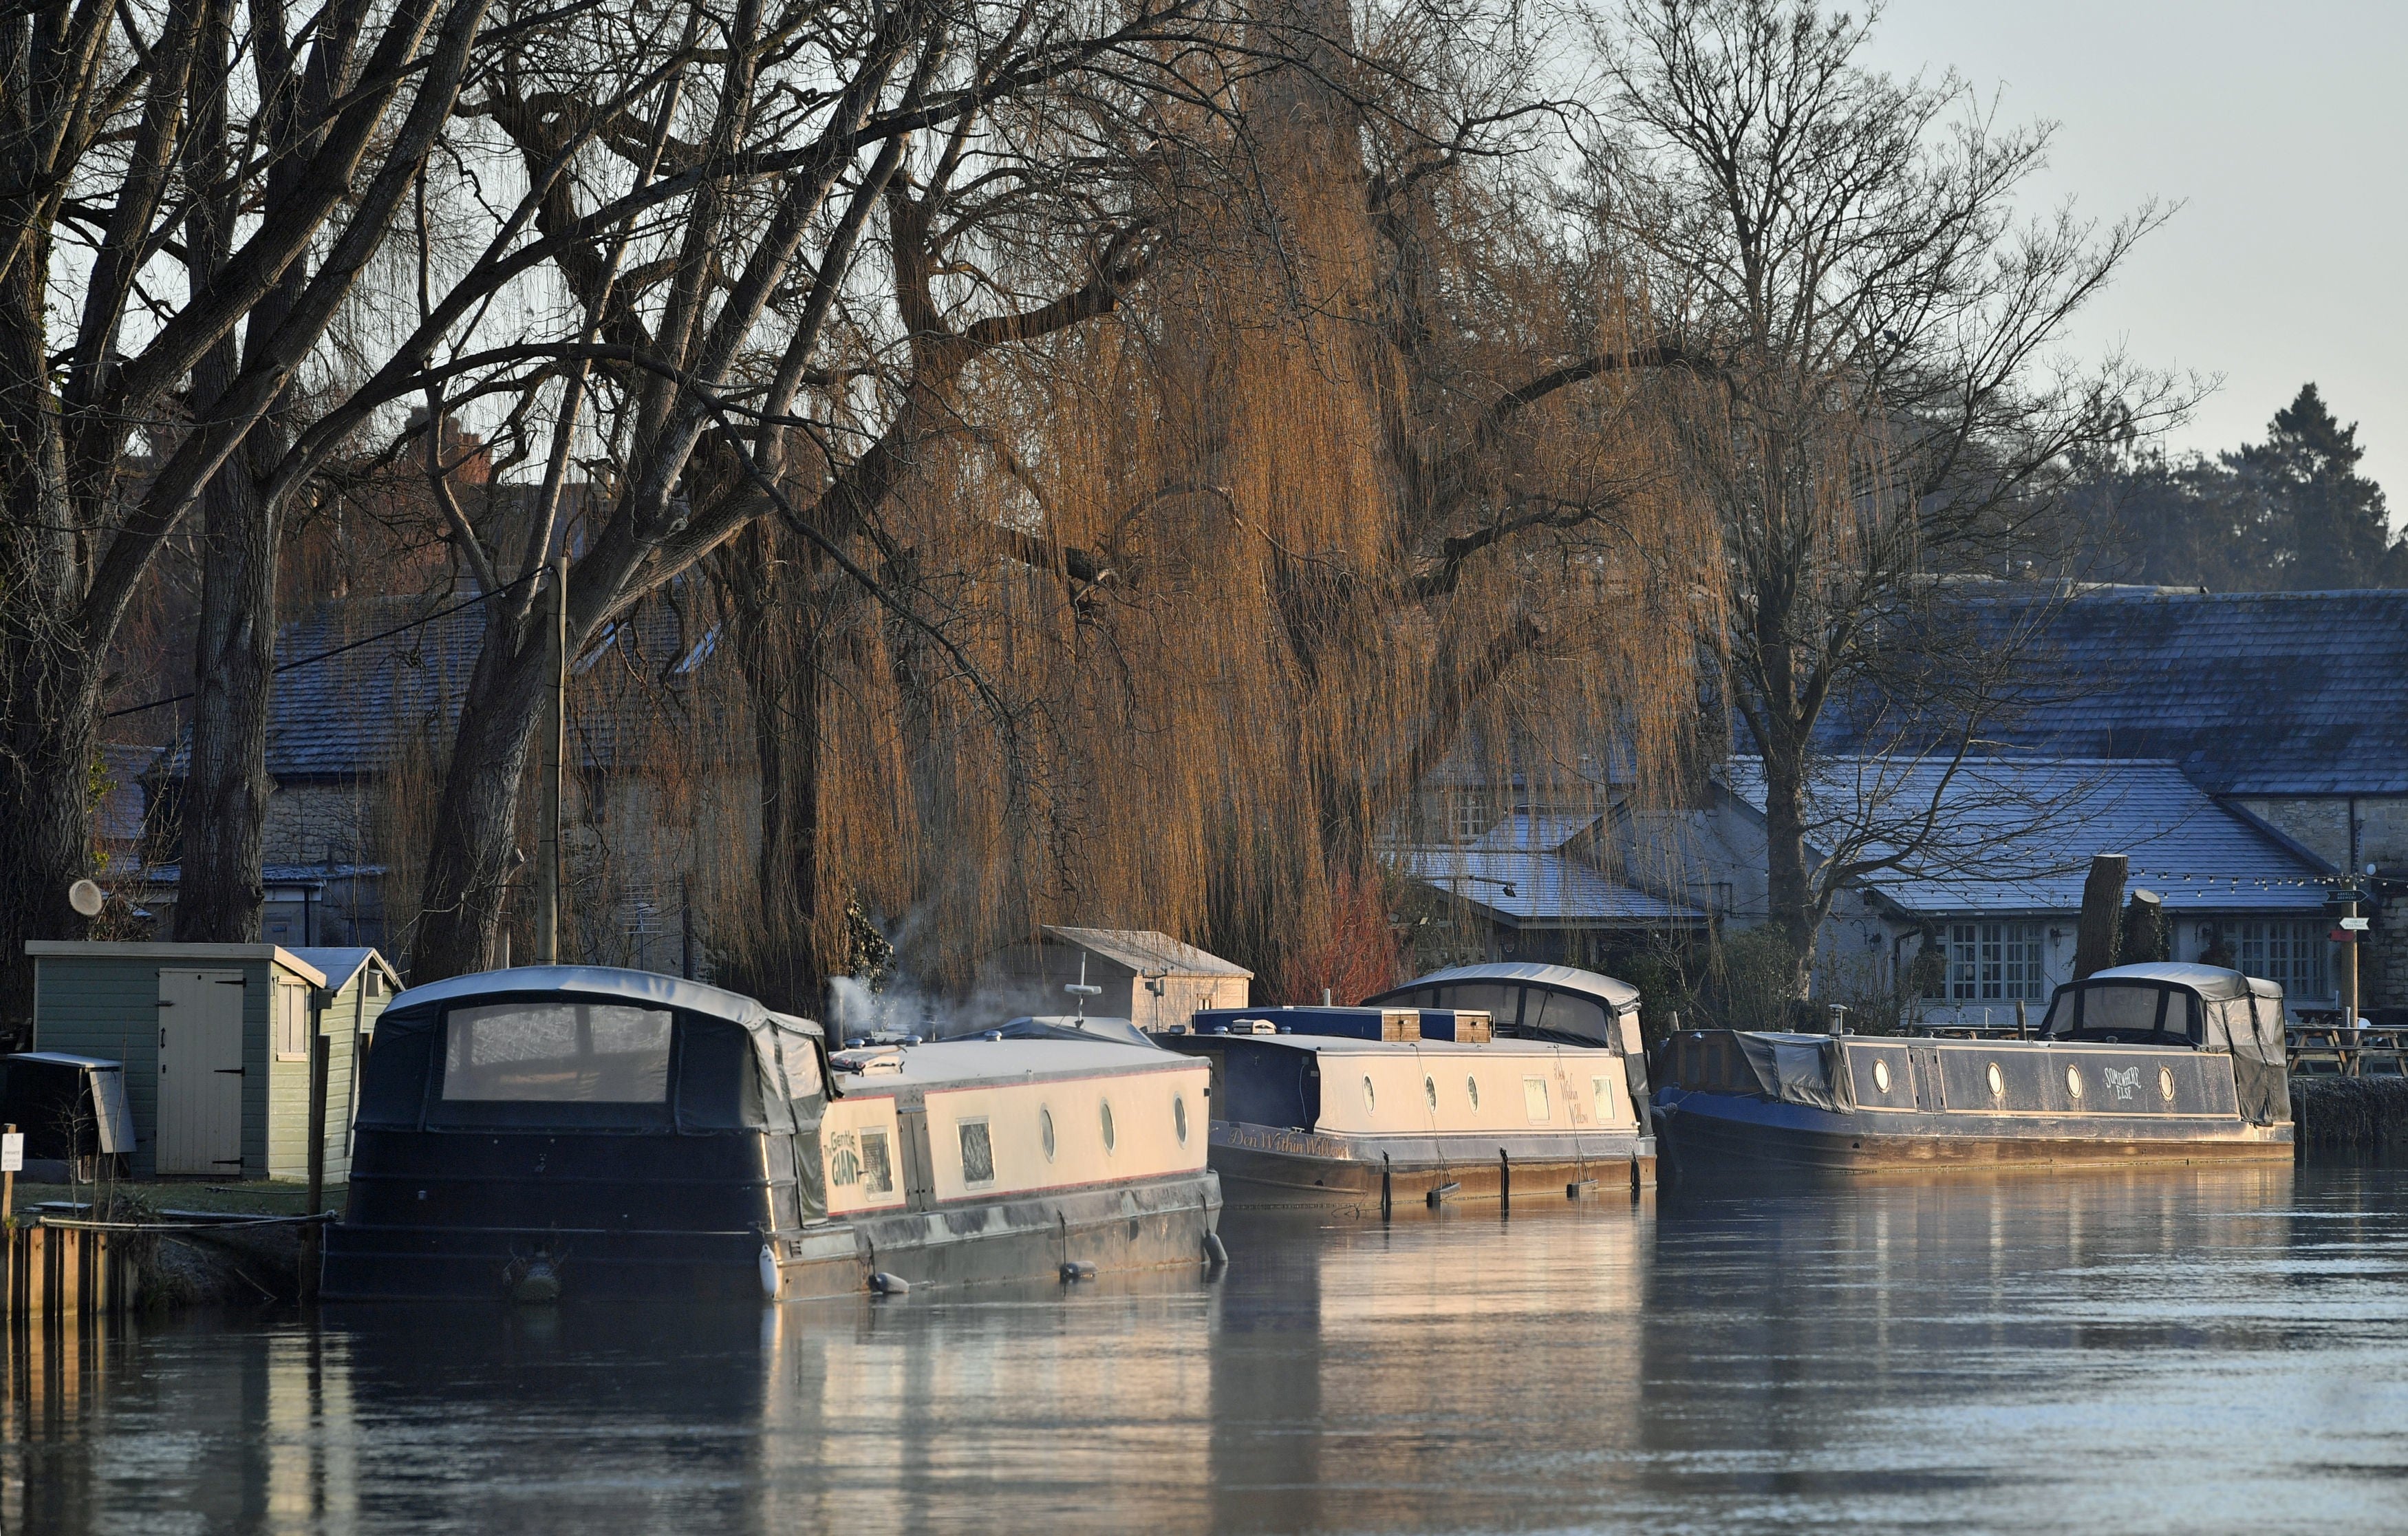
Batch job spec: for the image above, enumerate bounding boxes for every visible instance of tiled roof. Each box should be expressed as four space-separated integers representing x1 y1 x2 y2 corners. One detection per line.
1719 756 2333 917
1392 846 1711 926
1827 588 2408 796
158 590 718 782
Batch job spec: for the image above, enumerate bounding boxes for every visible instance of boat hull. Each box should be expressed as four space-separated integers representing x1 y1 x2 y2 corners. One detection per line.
1653 1088 2293 1177
1206 1120 1655 1209
323 1169 1222 1301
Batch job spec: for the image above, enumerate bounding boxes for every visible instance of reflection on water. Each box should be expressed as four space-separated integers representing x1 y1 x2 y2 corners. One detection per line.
4 1166 2405 1533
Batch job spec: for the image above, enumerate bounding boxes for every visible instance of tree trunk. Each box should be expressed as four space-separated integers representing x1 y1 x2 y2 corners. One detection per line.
178 467 280 940
0 193 98 1028
1758 744 1819 1001
2074 853 2129 979
406 621 550 979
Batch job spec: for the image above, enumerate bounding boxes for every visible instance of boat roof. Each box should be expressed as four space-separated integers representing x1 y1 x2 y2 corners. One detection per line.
382 965 824 1036
2073 962 2282 1001
832 1036 1194 1091
5 1052 124 1071
1375 961 1640 1010
1181 1033 1593 1059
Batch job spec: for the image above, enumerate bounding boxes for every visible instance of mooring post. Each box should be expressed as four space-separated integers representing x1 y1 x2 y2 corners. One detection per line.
302 1006 330 1305
1379 1153 1393 1222
1498 1149 1510 1214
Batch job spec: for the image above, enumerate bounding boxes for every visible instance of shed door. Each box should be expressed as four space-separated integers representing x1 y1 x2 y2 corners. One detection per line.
158 970 246 1175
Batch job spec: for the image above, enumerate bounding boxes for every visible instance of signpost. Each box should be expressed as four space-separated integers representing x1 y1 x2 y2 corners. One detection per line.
1 1124 19 1227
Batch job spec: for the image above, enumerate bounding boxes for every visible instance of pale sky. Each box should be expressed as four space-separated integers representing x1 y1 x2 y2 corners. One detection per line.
1867 1 2407 519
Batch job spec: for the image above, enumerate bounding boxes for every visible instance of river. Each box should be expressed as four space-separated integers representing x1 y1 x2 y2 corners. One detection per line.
4 1164 2403 1533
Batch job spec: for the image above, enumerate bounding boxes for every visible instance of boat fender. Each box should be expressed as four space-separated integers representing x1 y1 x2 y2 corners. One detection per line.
758 1244 782 1301
1202 1232 1229 1268
509 1252 562 1305
1060 1259 1099 1283
1425 1180 1461 1207
869 1270 912 1297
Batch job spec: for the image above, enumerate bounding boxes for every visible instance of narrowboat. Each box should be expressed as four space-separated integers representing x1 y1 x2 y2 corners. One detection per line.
322 966 1222 1302
1650 963 2295 1175
1160 960 1659 1208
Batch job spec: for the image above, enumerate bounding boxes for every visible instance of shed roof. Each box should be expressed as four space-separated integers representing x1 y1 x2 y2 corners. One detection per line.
285 947 402 994
1719 756 2332 917
1393 847 1710 926
24 941 327 987
1826 589 2408 797
1040 928 1254 979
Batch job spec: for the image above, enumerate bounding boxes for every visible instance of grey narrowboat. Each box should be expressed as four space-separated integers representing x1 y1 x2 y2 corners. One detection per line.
1651 963 2295 1175
323 966 1222 1301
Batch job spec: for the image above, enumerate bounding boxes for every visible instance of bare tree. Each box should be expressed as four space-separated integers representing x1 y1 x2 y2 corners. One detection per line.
1 0 509 1014
1591 0 2183 996
287 0 1246 983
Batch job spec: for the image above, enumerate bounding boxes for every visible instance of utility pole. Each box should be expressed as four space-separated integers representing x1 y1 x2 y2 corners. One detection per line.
535 555 568 965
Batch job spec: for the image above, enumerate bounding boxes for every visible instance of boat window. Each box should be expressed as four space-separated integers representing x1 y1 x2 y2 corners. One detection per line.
1432 984 1520 1028
1523 1076 1550 1122
1591 1076 1620 1121
859 1129 895 1194
1362 1076 1377 1113
1040 1105 1057 1161
673 1016 757 1130
2040 992 2078 1036
1531 990 1610 1044
1100 1100 1116 1153
958 1119 996 1186
1466 1076 1481 1110
1174 1094 1190 1145
1423 1076 1438 1111
2075 986 2163 1036
440 1002 671 1104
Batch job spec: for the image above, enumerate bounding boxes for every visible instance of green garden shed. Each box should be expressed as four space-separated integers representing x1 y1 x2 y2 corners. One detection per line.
25 941 400 1182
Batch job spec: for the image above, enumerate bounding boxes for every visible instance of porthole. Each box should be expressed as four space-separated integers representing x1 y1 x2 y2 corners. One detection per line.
2065 1064 2084 1100
1100 1100 1116 1153
1987 1062 2005 1099
1872 1060 1892 1094
1363 1076 1377 1113
1424 1076 1439 1110
1173 1094 1190 1145
2158 1066 2176 1102
1040 1105 1057 1161
1466 1076 1481 1109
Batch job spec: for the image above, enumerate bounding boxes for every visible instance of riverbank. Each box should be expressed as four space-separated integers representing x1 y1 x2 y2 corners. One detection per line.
9 1182 337 1310
2292 1076 2408 1153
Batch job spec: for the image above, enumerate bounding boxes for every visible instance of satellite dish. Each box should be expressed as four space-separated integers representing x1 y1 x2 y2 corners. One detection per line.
67 879 105 918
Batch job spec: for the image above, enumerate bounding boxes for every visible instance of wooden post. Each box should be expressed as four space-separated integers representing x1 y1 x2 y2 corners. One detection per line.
2074 855 2129 980
535 555 568 965
301 999 329 1305
1498 1149 1510 1214
3 1121 15 1230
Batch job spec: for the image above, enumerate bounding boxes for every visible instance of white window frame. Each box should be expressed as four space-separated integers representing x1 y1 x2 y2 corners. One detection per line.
2236 919 2329 999
1929 921 2047 1002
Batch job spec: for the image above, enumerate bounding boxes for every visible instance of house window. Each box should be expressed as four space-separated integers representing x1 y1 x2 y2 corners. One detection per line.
2235 920 2328 999
1450 791 1494 841
1929 922 2046 1002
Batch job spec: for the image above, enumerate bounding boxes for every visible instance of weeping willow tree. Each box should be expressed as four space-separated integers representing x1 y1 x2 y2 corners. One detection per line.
684 0 1728 1013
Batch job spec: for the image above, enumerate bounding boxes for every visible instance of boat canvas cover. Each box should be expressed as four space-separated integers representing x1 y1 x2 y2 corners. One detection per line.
1729 1034 1856 1113
2042 963 2289 1125
367 966 832 1199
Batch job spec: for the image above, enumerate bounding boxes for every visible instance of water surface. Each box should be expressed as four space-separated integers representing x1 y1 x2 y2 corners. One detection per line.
5 1165 2403 1533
